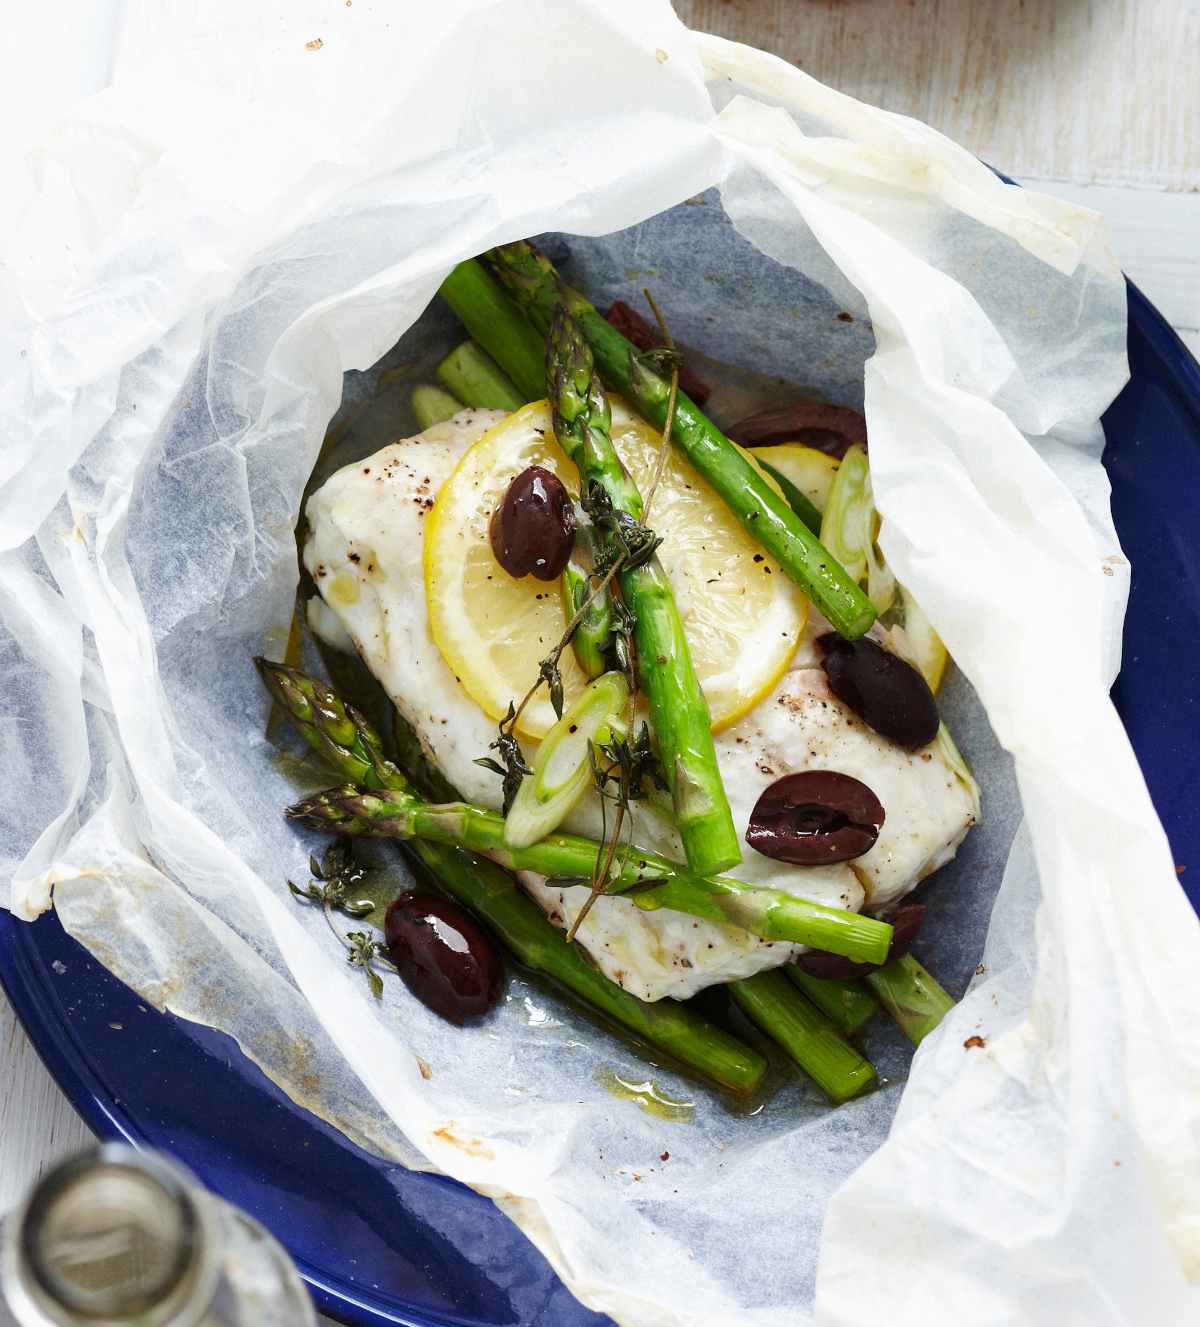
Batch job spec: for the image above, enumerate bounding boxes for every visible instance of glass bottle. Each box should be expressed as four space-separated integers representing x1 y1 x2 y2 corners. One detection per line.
0 1144 315 1327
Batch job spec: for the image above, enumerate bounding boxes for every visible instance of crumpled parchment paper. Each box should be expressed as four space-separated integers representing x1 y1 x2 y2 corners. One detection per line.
2 3 1198 1324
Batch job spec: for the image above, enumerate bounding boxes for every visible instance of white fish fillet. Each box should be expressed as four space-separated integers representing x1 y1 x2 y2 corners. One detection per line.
303 413 979 1000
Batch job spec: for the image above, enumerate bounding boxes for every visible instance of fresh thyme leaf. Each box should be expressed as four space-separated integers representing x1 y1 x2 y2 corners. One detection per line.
477 701 535 817
345 930 387 1000
637 345 684 376
540 657 565 719
584 483 660 573
604 597 638 696
287 839 376 918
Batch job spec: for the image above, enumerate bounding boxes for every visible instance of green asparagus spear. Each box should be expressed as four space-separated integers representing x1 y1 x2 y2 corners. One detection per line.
436 341 524 412
731 970 877 1104
256 658 765 1093
411 384 465 431
437 262 614 674
438 260 546 403
560 535 611 679
285 784 893 964
548 303 741 877
485 241 876 640
423 843 764 1093
866 954 955 1045
786 968 879 1036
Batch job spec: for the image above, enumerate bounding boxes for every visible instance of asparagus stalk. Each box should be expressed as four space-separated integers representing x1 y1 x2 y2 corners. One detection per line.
485 241 876 640
549 303 741 877
286 784 894 964
422 843 765 1093
436 341 524 412
438 260 546 403
437 263 614 675
786 968 879 1036
866 954 955 1046
730 970 876 1104
560 535 611 679
411 384 465 431
257 659 765 1093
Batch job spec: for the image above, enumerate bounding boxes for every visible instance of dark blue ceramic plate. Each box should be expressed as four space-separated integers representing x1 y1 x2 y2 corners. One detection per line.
2 265 1197 1326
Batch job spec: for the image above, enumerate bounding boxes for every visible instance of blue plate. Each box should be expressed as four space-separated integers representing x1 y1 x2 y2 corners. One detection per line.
2 267 1198 1326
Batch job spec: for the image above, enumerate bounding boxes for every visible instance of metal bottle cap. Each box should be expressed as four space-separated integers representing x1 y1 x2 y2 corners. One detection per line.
2 1145 221 1327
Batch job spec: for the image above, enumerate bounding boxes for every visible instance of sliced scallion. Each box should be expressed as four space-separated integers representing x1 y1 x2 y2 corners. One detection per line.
503 671 629 849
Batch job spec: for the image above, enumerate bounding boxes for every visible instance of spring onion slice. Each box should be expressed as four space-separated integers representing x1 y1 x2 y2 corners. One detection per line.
819 444 873 584
820 443 896 615
934 721 981 811
503 671 629 849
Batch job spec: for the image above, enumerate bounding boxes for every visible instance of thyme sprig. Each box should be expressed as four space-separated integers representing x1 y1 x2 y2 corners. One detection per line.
584 483 662 574
639 288 682 521
287 839 375 918
287 839 396 999
344 931 393 1000
474 701 534 816
474 508 640 812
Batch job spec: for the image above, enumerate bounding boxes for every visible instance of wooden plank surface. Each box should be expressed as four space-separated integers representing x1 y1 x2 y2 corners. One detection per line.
1 998 94 1209
677 0 1200 190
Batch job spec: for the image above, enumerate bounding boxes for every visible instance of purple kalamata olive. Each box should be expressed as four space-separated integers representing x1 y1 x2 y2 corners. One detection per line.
489 465 575 582
817 634 939 749
384 892 503 1025
794 903 927 980
746 770 885 866
725 403 867 458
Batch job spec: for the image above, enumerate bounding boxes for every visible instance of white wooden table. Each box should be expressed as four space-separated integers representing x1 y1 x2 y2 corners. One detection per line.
3 0 1198 1317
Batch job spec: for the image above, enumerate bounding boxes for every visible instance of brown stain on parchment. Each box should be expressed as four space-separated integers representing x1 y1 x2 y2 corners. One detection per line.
431 1127 495 1161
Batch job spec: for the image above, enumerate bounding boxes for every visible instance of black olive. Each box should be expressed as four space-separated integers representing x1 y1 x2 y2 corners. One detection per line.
384 892 503 1025
725 402 867 458
794 903 927 980
489 465 575 581
745 770 884 866
817 633 940 749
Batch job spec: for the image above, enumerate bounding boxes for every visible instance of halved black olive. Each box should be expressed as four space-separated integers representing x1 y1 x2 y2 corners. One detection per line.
725 403 867 458
746 770 884 866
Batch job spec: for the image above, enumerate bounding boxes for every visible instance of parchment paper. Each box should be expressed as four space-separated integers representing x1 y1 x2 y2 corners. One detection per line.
2 4 1198 1324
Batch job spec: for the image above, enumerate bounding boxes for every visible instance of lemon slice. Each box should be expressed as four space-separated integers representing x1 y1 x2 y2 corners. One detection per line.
749 444 840 514
425 400 808 738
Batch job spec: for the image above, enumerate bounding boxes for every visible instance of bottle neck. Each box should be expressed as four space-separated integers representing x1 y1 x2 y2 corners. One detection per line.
1 1146 224 1327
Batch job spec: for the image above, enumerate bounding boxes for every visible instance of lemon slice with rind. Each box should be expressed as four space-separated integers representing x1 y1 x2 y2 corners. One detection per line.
425 400 808 738
749 443 840 514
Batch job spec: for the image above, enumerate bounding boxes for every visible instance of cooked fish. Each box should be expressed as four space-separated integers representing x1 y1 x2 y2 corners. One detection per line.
303 413 978 1000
